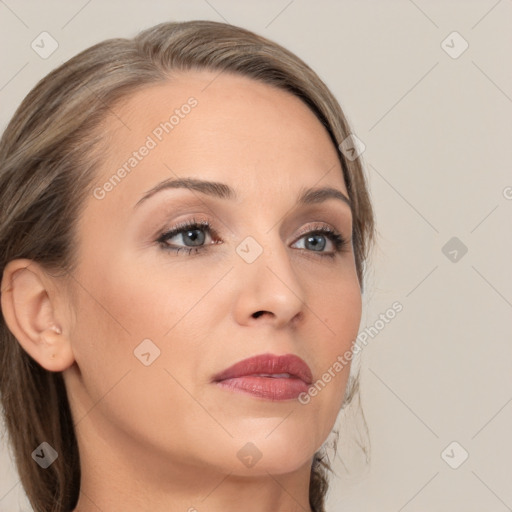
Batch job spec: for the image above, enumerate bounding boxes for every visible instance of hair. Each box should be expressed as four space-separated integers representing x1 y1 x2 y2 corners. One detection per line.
0 20 375 512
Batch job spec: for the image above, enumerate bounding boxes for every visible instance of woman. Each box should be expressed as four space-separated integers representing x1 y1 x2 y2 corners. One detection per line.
0 20 374 512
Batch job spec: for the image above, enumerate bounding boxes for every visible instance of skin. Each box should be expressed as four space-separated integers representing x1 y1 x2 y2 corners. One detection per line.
1 70 362 511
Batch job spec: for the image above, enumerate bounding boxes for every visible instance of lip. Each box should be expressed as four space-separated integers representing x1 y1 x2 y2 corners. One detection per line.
212 353 313 401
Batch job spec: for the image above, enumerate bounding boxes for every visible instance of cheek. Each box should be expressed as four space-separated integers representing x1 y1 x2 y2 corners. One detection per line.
68 252 212 391
328 278 361 321
318 275 363 357
66 257 205 444
302 276 362 421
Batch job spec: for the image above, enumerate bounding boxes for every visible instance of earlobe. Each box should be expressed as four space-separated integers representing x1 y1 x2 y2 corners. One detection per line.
0 259 75 372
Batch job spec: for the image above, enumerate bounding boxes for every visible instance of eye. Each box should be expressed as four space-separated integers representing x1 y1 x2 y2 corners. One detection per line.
292 223 349 258
156 217 219 255
156 218 349 258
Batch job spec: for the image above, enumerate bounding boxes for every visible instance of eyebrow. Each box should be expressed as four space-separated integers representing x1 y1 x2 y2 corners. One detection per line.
134 177 352 210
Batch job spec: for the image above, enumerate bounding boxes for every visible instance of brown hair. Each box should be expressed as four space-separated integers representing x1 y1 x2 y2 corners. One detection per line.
0 20 375 512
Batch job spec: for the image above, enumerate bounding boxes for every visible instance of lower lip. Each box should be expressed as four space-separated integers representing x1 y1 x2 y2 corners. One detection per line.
215 376 309 401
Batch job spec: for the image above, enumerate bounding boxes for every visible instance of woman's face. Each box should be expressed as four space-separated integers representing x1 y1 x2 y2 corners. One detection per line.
63 70 362 477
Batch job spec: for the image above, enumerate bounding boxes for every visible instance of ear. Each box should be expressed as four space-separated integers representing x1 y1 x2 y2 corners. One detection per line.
0 259 75 372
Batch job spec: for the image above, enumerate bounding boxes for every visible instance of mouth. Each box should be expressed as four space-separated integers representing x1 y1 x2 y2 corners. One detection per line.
212 353 313 401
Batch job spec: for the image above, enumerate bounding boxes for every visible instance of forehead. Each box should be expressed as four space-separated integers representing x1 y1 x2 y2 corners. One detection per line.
93 70 347 210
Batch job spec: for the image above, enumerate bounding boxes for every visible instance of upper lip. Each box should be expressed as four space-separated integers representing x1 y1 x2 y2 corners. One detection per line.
213 353 313 385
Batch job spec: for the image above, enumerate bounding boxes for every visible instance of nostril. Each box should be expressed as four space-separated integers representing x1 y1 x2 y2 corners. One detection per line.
252 311 266 319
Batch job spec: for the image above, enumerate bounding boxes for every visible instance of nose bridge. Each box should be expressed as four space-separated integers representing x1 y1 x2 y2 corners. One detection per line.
233 224 306 325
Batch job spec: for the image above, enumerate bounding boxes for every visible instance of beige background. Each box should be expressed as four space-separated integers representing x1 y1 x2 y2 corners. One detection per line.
1 1 511 510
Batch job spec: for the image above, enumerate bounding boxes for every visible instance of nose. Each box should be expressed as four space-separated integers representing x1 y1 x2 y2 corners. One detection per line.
232 235 306 329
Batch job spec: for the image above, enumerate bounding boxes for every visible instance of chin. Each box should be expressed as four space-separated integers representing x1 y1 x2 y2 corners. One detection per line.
226 432 319 476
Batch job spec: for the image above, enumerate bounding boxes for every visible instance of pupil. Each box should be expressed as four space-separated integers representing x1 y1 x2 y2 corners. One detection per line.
185 229 205 246
306 235 325 251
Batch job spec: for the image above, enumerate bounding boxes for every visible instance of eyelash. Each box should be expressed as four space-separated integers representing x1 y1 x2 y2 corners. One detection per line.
156 217 349 259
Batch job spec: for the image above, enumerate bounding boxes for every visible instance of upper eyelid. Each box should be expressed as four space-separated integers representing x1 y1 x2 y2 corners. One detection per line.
146 196 351 229
157 206 350 231
158 219 346 244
